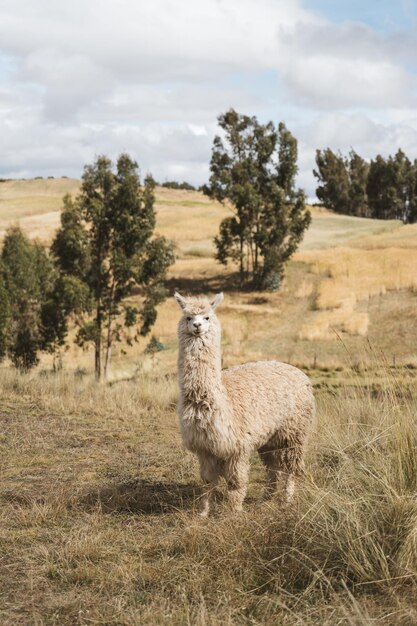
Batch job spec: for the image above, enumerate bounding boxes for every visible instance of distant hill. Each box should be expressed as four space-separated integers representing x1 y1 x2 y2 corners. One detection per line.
1 177 417 373
0 177 81 220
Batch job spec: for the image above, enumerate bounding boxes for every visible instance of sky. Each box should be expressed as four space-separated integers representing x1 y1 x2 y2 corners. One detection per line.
1 0 417 198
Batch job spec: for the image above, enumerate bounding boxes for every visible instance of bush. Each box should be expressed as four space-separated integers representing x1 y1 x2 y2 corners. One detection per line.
161 180 196 191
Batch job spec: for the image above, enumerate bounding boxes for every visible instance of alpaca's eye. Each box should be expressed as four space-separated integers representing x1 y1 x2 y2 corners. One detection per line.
186 317 191 321
204 317 209 321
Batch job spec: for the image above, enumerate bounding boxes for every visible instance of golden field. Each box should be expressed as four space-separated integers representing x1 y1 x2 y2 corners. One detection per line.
1 177 416 378
1 367 416 625
0 178 417 625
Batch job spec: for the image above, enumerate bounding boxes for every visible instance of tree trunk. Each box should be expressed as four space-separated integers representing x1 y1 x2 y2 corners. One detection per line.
239 237 244 286
104 281 116 381
95 302 102 381
95 340 101 380
249 239 255 279
95 227 104 381
52 344 57 373
104 313 112 381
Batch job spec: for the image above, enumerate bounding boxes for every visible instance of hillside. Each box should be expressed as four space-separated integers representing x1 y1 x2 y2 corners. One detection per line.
1 179 417 625
1 177 417 380
0 177 80 240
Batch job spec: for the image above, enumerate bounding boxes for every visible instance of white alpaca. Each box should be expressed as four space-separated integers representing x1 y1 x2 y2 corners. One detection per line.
175 292 315 516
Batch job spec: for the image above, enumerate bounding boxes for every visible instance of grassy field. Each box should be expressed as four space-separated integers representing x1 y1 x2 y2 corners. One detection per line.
1 368 416 625
0 178 417 624
2 177 416 377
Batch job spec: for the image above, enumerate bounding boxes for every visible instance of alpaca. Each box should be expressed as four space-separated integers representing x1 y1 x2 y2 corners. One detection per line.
174 291 315 516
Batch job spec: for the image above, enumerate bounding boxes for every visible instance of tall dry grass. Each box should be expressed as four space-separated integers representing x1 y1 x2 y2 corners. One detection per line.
1 181 417 622
297 246 417 342
0 366 178 420
300 247 417 308
1 367 416 624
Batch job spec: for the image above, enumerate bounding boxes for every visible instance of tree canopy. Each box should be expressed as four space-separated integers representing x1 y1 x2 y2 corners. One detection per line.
204 109 311 290
314 149 369 217
314 147 417 222
51 153 175 379
0 227 56 369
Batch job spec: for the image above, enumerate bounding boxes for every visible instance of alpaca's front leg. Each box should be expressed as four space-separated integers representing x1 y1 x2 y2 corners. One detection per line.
224 455 250 513
285 473 295 504
198 452 221 517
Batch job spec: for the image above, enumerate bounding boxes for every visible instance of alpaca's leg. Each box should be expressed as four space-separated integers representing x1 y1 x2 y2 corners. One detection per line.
285 473 295 504
259 438 304 504
284 440 304 504
282 438 305 505
224 455 250 513
259 449 282 500
198 453 221 517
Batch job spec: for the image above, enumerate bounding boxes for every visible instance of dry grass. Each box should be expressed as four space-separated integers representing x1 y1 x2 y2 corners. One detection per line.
1 180 417 623
302 247 417 307
299 311 369 342
1 368 416 625
352 222 417 250
0 179 80 243
2 177 417 373
300 209 400 250
153 187 230 246
296 245 417 345
0 178 80 218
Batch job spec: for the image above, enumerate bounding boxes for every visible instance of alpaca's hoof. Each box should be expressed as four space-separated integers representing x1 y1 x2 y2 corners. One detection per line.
199 505 210 518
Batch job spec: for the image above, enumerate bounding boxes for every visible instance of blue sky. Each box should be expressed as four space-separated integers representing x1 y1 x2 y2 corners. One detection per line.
1 0 417 198
305 0 417 31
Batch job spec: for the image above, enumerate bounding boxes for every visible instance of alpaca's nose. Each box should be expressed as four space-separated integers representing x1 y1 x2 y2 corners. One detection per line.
193 321 202 329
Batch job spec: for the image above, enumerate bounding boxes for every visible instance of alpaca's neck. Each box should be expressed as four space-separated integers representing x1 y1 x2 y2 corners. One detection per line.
178 331 224 405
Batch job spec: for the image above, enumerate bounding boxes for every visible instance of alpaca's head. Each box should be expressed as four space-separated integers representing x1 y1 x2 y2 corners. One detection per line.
174 292 223 338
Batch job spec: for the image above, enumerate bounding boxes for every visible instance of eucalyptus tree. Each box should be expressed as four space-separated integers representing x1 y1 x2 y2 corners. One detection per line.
204 109 310 290
313 148 350 214
52 154 174 380
0 227 54 369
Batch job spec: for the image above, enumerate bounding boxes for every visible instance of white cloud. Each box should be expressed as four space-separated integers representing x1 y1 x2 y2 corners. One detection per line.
275 19 417 109
282 58 415 109
0 0 417 195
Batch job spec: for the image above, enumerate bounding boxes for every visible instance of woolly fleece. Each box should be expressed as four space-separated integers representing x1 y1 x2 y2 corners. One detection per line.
175 292 315 515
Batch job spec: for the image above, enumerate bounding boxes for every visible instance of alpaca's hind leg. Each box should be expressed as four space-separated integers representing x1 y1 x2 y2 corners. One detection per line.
259 439 304 504
224 455 250 513
259 449 283 500
198 453 222 517
282 438 305 505
285 473 295 504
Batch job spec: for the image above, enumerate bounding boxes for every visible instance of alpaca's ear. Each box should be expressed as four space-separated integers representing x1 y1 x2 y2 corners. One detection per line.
210 292 224 311
174 291 187 310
